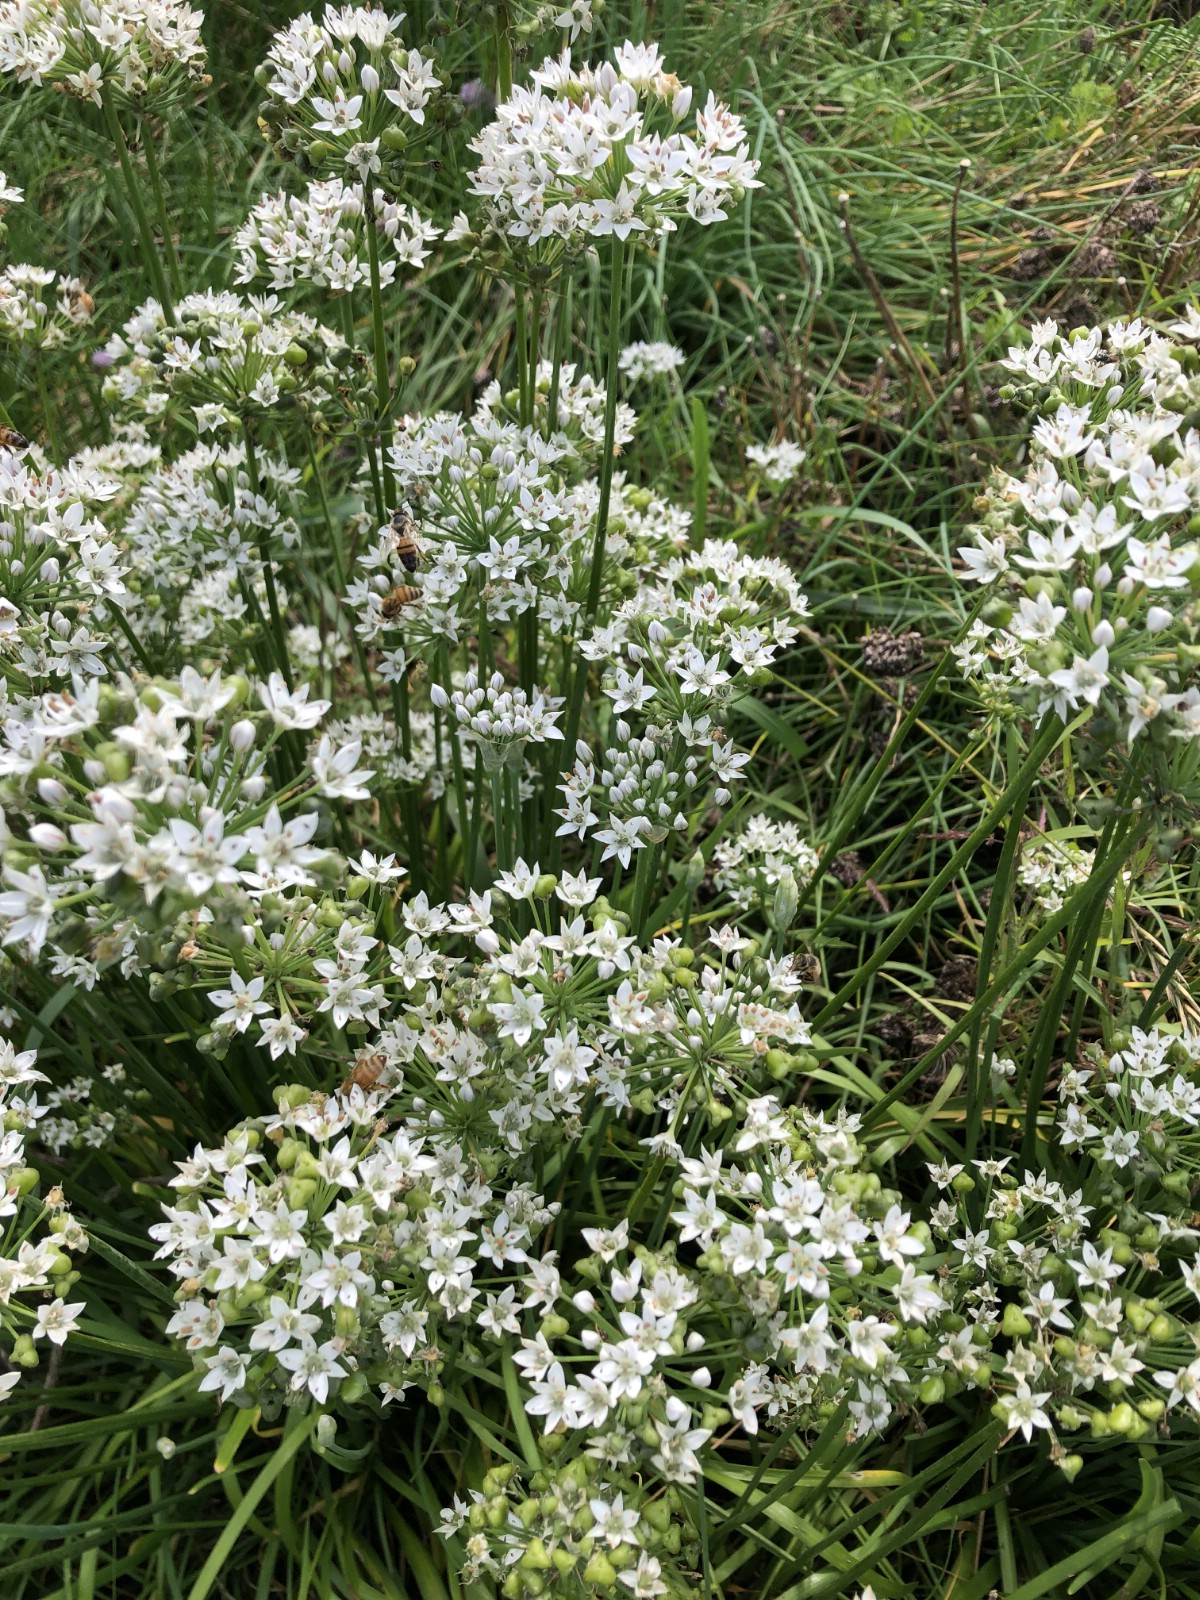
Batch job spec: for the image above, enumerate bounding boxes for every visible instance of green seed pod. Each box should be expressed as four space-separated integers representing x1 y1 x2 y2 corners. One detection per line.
13 1335 39 1368
1001 1303 1032 1339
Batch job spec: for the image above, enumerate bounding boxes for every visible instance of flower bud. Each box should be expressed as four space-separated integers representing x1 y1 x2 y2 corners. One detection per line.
771 867 799 931
12 1334 38 1369
1072 586 1093 612
1146 605 1172 634
361 63 380 94
29 822 67 849
1091 619 1114 648
230 719 256 752
36 776 67 806
1095 563 1112 589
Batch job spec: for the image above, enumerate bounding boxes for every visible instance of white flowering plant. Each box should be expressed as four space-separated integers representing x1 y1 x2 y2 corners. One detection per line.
5 2 1200 1596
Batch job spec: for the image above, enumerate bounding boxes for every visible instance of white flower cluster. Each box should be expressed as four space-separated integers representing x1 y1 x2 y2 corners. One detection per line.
257 4 443 179
0 666 379 979
956 315 1200 740
354 384 643 654
1017 835 1094 916
0 0 207 107
712 814 820 913
234 178 440 292
144 855 1200 1594
474 359 638 456
617 340 685 382
101 289 355 431
0 263 93 349
746 438 807 487
0 446 126 690
431 671 564 770
463 41 761 261
118 439 304 662
0 1041 87 1400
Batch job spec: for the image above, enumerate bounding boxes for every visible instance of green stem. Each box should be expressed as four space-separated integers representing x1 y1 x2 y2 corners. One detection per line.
362 186 395 507
364 435 387 530
964 718 1035 1159
530 283 543 418
494 2 514 99
35 356 63 463
546 280 571 442
492 768 510 871
439 640 471 869
1063 746 1147 1062
140 118 183 300
306 434 379 713
551 236 628 865
515 288 531 429
102 97 174 322
582 234 628 625
241 428 293 689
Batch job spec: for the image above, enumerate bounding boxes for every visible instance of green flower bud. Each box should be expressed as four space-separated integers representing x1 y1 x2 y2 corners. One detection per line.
582 1551 617 1587
13 1334 39 1368
1001 1303 1032 1339
10 1166 39 1197
284 1176 317 1210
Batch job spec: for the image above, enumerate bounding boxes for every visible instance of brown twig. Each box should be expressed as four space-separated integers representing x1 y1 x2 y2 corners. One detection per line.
837 191 943 421
948 159 979 440
29 1344 63 1434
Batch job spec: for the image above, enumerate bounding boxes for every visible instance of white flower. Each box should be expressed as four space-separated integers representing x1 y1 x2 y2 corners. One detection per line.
199 1346 250 1403
746 439 806 486
209 973 271 1034
276 1339 348 1404
33 1298 84 1345
998 1382 1052 1442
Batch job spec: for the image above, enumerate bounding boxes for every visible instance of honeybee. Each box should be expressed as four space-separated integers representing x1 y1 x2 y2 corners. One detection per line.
381 584 422 620
339 1052 387 1095
0 424 30 451
390 506 421 571
792 953 822 985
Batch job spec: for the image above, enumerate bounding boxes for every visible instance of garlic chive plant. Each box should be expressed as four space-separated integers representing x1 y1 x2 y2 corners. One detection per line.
5 2 1200 1594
